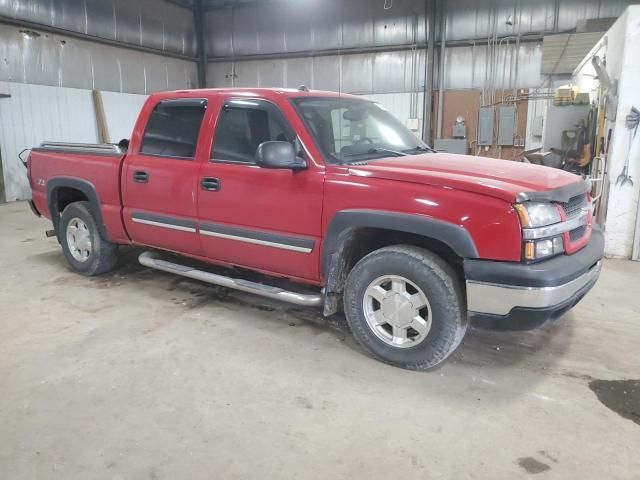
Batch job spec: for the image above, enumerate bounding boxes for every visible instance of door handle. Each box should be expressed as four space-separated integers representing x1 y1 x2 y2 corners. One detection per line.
133 170 149 183
201 177 220 191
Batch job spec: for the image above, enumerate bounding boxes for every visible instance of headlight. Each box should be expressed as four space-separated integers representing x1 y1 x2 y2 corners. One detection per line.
515 202 564 261
514 202 562 227
524 236 565 261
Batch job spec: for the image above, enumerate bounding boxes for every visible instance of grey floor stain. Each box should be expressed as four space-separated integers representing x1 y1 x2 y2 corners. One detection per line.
517 457 551 474
589 379 640 426
537 450 558 463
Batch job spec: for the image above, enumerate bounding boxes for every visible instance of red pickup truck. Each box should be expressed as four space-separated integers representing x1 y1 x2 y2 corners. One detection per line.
27 87 603 370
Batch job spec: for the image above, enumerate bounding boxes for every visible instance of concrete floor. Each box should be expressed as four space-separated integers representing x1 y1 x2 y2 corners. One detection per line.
1 200 639 480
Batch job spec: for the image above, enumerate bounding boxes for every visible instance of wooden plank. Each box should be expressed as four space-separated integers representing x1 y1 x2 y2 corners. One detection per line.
92 90 110 144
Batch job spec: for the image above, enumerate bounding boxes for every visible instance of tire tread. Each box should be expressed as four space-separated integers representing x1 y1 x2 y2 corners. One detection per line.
59 201 118 276
344 245 467 370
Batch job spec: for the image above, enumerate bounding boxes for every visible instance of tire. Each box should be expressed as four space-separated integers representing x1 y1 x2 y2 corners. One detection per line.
59 201 118 276
343 245 467 370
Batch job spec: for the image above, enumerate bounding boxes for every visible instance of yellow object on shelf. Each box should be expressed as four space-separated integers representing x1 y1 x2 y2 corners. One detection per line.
554 86 575 106
553 85 590 106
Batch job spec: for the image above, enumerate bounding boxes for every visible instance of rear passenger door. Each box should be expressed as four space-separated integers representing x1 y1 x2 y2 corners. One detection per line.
197 98 324 282
122 98 207 256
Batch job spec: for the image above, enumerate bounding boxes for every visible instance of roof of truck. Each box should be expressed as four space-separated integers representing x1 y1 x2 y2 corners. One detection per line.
152 87 362 101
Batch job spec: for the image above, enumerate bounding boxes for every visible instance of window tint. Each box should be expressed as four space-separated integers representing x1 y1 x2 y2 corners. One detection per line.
140 99 207 159
212 100 294 164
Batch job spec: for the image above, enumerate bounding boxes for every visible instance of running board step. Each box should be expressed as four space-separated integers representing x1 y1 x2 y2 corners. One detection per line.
138 251 323 308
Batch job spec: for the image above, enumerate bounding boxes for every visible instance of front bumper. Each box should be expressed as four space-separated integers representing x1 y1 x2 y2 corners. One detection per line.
464 227 604 330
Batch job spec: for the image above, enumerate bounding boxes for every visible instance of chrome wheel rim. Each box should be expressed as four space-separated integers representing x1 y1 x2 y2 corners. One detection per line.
66 217 92 262
363 275 432 348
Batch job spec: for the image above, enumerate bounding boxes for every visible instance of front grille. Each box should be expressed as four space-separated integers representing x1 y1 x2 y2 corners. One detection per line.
569 225 587 242
559 194 589 245
561 194 588 219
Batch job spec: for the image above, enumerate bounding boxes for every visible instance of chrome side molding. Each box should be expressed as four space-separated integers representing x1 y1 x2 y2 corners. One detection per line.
138 251 323 308
36 142 124 156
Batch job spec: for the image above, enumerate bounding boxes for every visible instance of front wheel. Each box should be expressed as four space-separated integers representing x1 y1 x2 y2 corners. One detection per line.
343 245 467 370
59 201 118 276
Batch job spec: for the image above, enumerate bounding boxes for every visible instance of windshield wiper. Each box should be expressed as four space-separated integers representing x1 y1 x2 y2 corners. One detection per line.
403 145 436 154
343 148 409 159
368 147 409 157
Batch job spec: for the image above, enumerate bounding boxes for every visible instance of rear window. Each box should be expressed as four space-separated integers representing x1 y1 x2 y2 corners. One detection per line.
140 99 207 159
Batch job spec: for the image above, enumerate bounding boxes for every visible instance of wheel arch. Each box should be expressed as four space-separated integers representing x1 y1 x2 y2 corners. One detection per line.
47 177 109 242
321 209 478 316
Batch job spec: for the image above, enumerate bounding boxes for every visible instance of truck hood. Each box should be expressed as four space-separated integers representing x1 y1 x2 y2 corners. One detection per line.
347 153 582 202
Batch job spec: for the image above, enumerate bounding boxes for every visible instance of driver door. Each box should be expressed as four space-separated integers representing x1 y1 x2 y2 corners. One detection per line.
197 98 324 283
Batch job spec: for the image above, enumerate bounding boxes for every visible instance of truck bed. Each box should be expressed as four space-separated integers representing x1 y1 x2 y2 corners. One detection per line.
29 142 129 243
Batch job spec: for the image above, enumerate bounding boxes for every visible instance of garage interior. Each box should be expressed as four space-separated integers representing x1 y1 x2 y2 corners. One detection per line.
1 0 640 478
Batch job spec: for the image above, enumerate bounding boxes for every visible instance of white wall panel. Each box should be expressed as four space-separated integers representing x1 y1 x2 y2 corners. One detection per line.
100 91 148 143
342 54 373 94
362 92 425 132
207 61 235 88
232 61 260 88
284 58 313 90
257 59 286 88
0 81 98 201
311 56 341 92
0 81 147 201
572 6 640 258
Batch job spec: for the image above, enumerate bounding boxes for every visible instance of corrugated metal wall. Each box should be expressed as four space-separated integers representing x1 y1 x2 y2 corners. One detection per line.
0 81 147 201
0 0 198 94
0 0 196 56
205 0 639 92
205 0 636 57
445 0 634 40
207 49 426 93
0 23 198 94
207 43 543 92
205 0 426 58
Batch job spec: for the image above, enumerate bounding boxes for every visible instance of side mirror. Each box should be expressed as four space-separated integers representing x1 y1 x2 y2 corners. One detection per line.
255 141 307 170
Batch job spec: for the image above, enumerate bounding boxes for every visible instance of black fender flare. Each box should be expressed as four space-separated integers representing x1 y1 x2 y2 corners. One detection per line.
320 209 478 315
47 177 110 241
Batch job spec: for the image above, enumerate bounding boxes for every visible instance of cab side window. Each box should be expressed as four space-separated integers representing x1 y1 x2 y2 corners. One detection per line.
140 99 207 159
212 99 294 164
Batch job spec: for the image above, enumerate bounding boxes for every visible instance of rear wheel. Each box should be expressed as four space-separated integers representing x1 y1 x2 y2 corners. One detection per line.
59 201 118 276
344 245 467 370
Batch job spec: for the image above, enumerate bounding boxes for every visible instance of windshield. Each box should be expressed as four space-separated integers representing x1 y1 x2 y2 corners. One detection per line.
292 97 430 163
